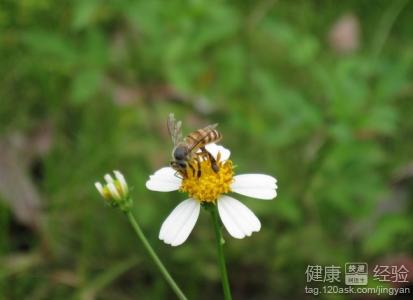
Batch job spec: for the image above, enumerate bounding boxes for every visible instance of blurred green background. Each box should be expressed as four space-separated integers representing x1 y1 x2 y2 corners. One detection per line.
1 0 413 299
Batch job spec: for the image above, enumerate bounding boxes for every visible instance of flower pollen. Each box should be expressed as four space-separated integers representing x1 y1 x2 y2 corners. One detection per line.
180 155 234 203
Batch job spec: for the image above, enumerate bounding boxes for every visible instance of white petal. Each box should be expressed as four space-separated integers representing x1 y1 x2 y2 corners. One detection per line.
104 174 114 184
159 199 200 246
107 183 121 200
114 170 128 194
231 174 277 200
95 182 104 197
146 167 182 192
217 196 261 239
204 144 231 161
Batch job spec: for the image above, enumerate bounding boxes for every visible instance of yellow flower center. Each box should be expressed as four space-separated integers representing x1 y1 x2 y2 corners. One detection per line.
180 156 234 203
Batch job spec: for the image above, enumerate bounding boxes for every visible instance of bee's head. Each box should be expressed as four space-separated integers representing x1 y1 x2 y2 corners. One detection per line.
170 161 187 171
173 145 188 162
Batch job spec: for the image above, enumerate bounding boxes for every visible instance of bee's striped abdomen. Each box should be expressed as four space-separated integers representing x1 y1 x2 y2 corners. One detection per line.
185 125 222 150
206 129 221 143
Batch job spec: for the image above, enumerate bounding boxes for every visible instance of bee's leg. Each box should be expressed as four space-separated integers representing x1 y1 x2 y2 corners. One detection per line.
200 147 219 173
174 171 183 179
188 161 197 177
191 153 202 178
171 161 186 178
195 156 202 177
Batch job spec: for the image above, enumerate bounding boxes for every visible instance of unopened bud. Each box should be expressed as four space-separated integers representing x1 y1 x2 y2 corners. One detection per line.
95 170 132 212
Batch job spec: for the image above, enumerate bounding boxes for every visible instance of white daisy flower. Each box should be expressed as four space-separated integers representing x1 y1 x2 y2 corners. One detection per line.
146 144 278 246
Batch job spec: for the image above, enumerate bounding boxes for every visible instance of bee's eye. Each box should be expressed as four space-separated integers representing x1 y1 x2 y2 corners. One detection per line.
174 147 186 160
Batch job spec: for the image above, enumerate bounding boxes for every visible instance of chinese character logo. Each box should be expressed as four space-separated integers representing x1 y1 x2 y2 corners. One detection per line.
373 265 409 283
306 265 323 282
306 265 341 283
324 266 341 283
345 263 368 285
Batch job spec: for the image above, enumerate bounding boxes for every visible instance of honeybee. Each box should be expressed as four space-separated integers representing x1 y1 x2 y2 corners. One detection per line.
167 113 222 177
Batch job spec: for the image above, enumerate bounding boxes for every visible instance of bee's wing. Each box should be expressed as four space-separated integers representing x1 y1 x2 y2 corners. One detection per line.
167 113 183 146
204 123 218 131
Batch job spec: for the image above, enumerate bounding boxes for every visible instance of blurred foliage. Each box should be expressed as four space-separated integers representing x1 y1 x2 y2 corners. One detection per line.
1 0 413 299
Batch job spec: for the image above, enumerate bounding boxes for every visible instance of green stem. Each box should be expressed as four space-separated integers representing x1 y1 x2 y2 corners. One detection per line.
210 205 232 300
126 211 188 300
